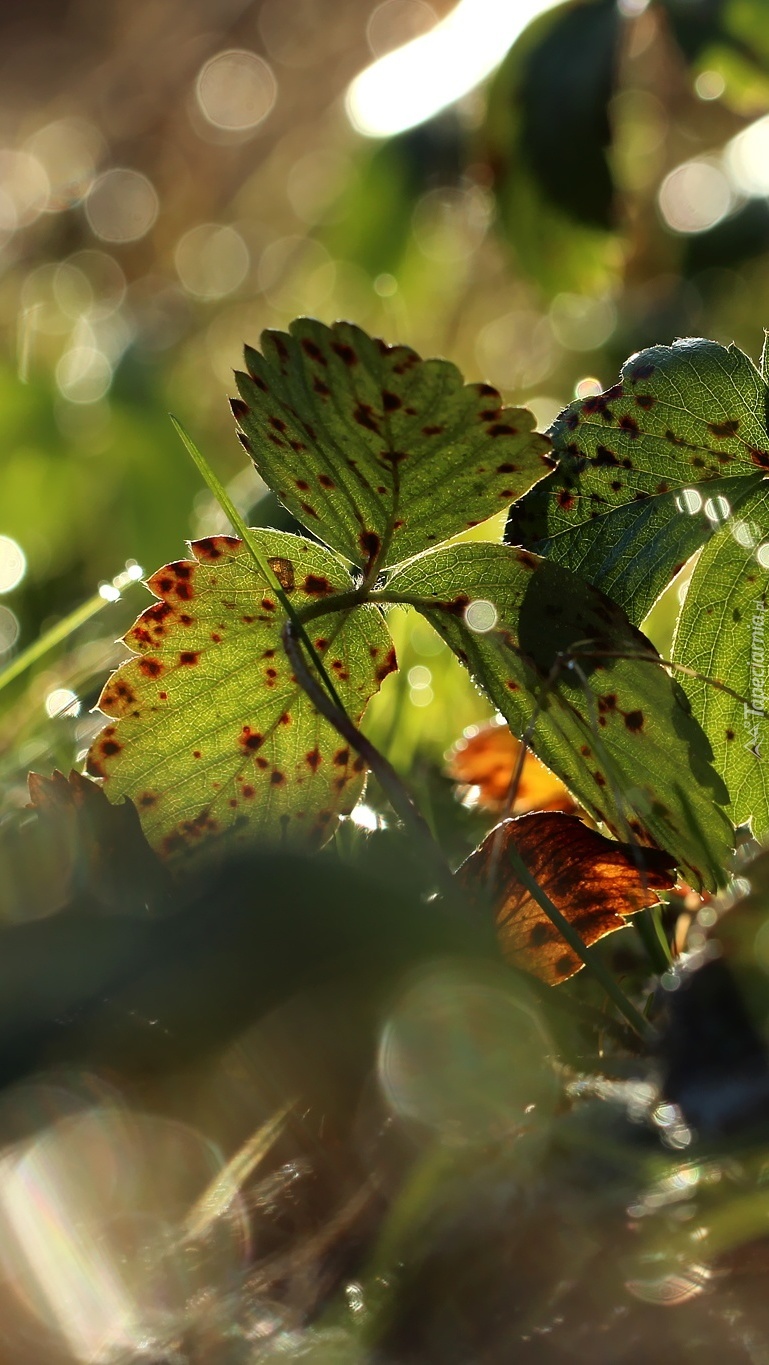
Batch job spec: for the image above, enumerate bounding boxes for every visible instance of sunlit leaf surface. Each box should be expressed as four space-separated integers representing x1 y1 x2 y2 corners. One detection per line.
457 812 675 984
386 541 732 888
507 340 769 623
673 483 769 838
233 318 550 573
87 531 394 862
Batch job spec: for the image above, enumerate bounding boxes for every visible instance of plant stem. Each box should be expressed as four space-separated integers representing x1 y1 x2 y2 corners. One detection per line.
282 617 452 885
505 843 657 1043
169 414 346 713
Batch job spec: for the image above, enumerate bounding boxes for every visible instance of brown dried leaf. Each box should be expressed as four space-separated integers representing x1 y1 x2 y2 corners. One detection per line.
456 812 676 984
447 720 576 814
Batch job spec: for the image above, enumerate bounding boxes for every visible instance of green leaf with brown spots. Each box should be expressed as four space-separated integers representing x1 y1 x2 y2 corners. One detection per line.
384 542 732 889
86 530 395 864
506 339 769 624
232 318 550 575
672 482 769 839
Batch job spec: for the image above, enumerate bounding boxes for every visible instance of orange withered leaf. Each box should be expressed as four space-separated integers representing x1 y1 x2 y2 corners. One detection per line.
456 812 676 984
447 721 576 815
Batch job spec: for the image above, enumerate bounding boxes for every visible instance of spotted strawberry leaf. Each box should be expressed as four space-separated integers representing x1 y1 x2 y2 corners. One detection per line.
86 531 395 863
233 318 550 575
672 483 769 839
506 339 769 624
384 542 732 889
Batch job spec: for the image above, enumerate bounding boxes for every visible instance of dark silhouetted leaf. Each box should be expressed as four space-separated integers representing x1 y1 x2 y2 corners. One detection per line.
233 319 549 574
484 0 620 293
457 812 675 984
86 531 393 862
385 541 732 888
27 769 172 914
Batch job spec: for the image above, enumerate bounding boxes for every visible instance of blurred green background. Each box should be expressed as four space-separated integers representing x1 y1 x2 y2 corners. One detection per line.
2 0 769 805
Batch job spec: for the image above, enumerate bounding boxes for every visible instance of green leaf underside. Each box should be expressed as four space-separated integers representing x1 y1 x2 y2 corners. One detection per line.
233 318 551 574
86 531 395 862
386 543 732 889
507 339 769 623
673 483 769 838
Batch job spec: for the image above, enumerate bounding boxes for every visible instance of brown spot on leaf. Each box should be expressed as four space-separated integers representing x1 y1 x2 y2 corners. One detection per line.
624 710 644 731
422 424 444 436
557 489 575 511
306 747 322 772
376 646 397 683
382 390 402 411
270 769 286 785
593 445 619 467
240 727 264 752
635 394 655 410
303 573 334 596
230 398 250 421
628 360 655 380
354 403 380 433
332 341 357 366
318 473 335 488
487 423 518 437
302 337 326 363
138 658 164 678
179 651 200 666
708 418 739 438
359 530 381 565
748 446 769 469
334 748 350 766
619 415 639 438
516 551 538 571
295 478 310 491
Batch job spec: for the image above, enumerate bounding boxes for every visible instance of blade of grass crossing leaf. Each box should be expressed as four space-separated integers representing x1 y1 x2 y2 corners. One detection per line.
504 843 655 1041
169 414 348 714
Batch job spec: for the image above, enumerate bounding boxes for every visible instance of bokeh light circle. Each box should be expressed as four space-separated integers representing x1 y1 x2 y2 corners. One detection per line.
175 224 250 299
0 538 26 593
367 0 437 58
658 160 732 235
378 962 555 1145
0 149 49 226
56 347 113 404
0 606 19 654
196 50 277 133
0 1105 249 1361
85 168 159 243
